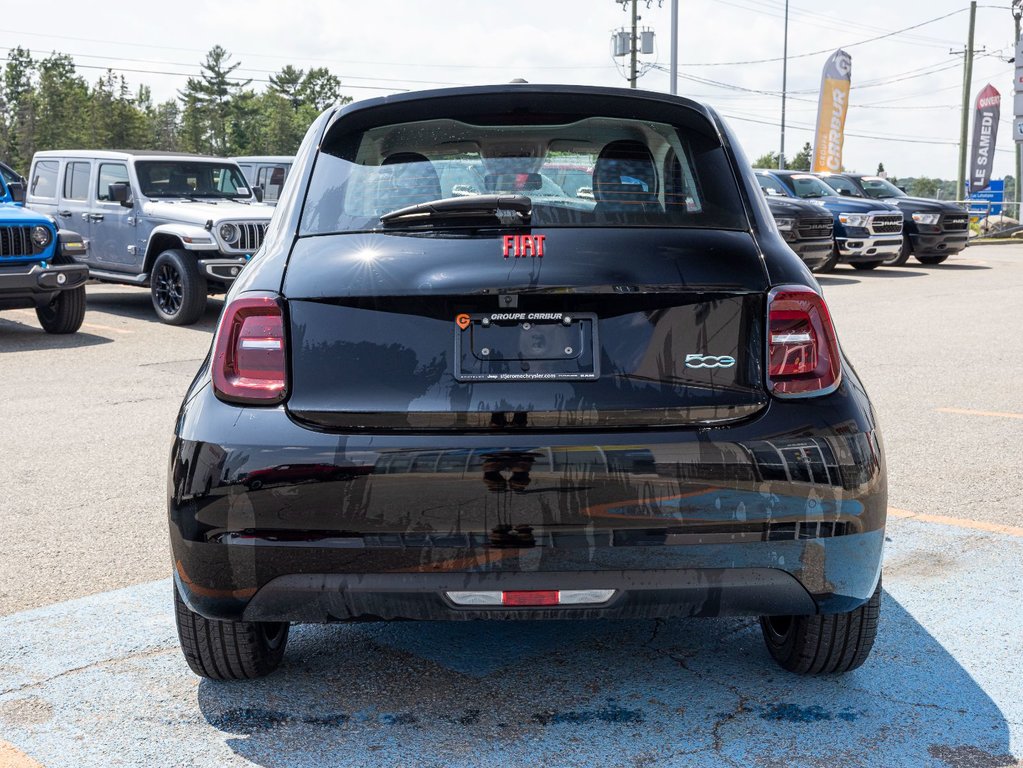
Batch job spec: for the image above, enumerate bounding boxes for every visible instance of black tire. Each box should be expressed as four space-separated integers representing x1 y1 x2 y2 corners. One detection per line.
35 286 86 334
915 253 949 265
151 249 207 326
851 260 883 271
173 582 289 680
760 579 881 675
812 247 839 274
881 238 912 267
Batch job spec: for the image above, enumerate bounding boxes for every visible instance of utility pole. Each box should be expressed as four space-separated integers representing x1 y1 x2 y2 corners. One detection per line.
956 1 978 201
630 0 639 88
670 0 678 95
779 0 789 170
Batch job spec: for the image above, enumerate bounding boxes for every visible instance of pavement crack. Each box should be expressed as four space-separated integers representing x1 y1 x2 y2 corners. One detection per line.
0 646 172 697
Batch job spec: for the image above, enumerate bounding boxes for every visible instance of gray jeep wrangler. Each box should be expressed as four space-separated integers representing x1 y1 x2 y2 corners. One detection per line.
27 151 273 325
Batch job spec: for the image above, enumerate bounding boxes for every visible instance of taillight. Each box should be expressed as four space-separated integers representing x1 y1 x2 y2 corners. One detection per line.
212 294 287 405
767 285 841 398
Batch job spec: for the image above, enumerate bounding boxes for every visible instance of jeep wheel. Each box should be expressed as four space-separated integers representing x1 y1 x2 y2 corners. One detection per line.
851 260 884 271
35 286 86 334
881 238 912 267
174 582 289 680
915 253 949 265
759 579 881 675
151 250 206 326
812 247 839 274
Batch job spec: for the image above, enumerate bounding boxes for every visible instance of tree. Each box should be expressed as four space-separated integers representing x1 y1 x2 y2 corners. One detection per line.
300 67 347 112
179 45 251 154
876 162 886 176
268 65 305 111
34 54 90 152
752 150 778 169
789 142 813 171
150 99 181 151
3 47 37 172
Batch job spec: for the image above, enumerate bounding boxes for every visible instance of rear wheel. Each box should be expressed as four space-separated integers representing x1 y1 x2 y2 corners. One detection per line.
915 253 949 265
35 286 86 334
760 579 881 674
851 260 883 271
173 583 289 680
881 238 912 267
151 249 206 325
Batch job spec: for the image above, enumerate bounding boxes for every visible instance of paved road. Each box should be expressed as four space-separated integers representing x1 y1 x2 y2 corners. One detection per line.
1 246 1021 766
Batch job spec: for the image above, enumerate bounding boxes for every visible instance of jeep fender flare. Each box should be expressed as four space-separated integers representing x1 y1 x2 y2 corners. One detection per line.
143 224 218 274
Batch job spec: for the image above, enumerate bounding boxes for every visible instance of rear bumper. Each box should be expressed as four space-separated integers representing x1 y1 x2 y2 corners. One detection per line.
170 370 887 623
836 235 902 261
221 568 822 622
910 231 968 256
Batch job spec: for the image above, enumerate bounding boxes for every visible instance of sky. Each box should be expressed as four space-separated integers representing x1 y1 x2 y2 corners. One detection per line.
1 0 1018 180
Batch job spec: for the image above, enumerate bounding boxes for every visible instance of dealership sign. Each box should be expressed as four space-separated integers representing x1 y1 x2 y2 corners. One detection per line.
969 84 1001 194
812 50 852 173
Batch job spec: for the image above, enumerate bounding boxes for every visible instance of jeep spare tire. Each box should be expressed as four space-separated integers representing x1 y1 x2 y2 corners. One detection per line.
151 249 206 326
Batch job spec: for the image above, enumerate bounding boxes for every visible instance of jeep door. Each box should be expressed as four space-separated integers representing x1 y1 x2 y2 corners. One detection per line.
89 162 137 270
58 160 94 258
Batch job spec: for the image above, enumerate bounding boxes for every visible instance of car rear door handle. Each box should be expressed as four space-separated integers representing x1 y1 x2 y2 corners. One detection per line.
89 213 105 222
57 210 72 218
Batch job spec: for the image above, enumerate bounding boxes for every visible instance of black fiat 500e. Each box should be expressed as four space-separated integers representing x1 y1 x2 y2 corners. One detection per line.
169 85 886 680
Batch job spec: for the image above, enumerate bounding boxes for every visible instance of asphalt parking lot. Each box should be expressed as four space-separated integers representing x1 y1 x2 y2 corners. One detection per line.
1 246 1021 767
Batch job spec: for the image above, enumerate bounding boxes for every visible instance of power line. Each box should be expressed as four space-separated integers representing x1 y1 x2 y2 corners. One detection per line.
677 7 969 66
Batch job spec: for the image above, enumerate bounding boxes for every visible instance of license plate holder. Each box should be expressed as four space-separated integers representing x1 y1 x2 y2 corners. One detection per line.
454 312 598 382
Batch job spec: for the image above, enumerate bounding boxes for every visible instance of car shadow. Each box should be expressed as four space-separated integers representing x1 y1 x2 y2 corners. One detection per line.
84 286 222 330
816 276 860 287
196 592 1015 767
0 318 114 351
915 262 991 271
838 267 929 278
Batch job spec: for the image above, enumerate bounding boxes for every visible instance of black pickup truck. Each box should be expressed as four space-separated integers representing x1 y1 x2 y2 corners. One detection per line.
817 173 968 266
762 194 834 272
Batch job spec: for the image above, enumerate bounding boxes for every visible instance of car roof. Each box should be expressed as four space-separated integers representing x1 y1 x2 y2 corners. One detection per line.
32 150 239 163
231 156 294 163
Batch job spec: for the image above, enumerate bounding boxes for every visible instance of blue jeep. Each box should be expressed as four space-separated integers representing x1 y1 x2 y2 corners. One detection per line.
755 169 904 273
0 162 90 334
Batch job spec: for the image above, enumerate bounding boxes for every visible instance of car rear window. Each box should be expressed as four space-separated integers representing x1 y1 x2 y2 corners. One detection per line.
300 93 748 234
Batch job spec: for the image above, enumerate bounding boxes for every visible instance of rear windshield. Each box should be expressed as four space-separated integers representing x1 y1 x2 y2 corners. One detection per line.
300 98 747 234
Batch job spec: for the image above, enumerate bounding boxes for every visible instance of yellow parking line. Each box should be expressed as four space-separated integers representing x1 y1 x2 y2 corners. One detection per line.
0 740 45 768
935 407 1023 421
80 322 132 335
888 507 1023 538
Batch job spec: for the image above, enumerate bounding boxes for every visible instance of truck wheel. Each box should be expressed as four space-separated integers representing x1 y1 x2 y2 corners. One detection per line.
759 579 881 675
812 247 839 274
35 286 86 334
151 250 207 325
851 260 883 271
881 238 912 267
174 582 289 680
915 253 949 265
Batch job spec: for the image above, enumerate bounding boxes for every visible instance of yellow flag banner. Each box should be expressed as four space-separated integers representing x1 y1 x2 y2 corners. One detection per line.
812 50 852 173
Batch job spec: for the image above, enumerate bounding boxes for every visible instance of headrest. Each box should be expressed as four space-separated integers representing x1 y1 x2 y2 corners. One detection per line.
593 140 657 205
377 153 442 210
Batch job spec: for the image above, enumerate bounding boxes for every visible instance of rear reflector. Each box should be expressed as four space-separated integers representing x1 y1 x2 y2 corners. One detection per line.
767 285 841 398
212 293 287 405
446 590 616 607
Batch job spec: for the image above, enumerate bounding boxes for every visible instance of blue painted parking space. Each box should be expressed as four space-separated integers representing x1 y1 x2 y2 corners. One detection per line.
1 514 1020 768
